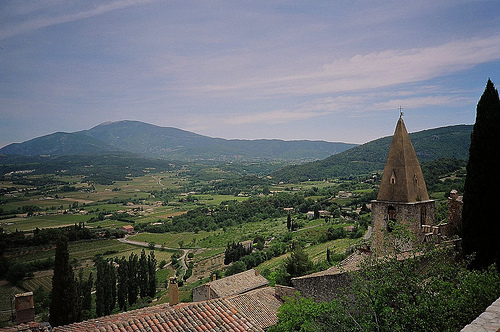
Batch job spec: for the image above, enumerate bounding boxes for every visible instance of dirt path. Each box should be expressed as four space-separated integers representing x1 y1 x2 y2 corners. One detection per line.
118 236 189 273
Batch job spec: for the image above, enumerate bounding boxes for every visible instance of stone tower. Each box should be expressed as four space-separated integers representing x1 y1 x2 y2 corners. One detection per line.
371 115 435 253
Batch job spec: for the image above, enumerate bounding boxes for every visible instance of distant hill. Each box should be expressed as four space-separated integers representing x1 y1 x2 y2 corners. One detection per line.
270 124 473 182
0 120 356 162
0 132 124 156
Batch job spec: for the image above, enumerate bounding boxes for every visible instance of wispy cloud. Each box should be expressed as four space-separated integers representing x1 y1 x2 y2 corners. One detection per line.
0 0 155 40
177 35 500 99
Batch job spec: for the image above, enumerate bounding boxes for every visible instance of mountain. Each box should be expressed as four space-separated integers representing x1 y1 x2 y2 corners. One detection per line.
270 124 473 182
0 132 124 156
0 120 356 162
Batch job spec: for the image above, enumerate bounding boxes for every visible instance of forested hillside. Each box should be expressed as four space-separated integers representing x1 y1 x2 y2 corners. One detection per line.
271 124 472 182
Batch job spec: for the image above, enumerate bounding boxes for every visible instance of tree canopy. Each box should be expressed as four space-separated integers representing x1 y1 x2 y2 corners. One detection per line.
270 227 500 332
462 78 500 270
49 236 81 327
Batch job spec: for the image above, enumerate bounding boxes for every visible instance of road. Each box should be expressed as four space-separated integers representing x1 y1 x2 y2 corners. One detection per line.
118 236 189 273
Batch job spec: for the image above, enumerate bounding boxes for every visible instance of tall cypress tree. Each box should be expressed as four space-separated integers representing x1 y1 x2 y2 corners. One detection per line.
127 252 139 305
95 257 116 317
147 251 157 297
462 79 500 270
49 236 81 326
116 257 129 311
138 249 148 298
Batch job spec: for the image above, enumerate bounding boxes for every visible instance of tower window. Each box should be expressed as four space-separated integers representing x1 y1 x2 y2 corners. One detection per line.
387 206 396 232
388 206 396 221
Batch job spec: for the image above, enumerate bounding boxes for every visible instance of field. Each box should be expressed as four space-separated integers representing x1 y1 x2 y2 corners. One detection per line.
0 170 375 327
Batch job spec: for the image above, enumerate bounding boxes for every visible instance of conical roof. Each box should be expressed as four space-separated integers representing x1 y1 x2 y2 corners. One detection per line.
376 116 429 202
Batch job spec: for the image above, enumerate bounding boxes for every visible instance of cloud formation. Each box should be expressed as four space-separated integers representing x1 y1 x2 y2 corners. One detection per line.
0 0 498 146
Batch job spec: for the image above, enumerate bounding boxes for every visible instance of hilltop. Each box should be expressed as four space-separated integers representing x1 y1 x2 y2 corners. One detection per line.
0 120 356 163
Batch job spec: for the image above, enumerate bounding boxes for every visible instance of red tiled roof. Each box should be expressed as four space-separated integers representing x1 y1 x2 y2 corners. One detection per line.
53 287 281 332
194 269 269 299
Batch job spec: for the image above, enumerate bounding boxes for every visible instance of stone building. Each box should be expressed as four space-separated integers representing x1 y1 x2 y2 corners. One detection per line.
370 115 435 254
192 269 268 302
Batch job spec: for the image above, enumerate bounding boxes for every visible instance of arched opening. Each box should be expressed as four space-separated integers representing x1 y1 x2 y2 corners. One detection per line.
387 206 396 232
388 206 396 221
420 205 426 225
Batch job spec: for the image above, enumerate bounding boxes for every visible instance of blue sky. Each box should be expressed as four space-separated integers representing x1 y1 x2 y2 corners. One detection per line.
1 0 499 148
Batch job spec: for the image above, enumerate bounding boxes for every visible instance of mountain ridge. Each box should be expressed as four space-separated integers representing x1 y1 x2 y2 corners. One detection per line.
270 124 473 182
0 120 356 162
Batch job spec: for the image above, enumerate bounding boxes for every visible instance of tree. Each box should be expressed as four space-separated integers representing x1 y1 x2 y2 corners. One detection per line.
225 261 247 276
77 269 93 318
127 252 139 305
49 236 81 326
462 79 500 270
287 213 292 231
138 249 149 298
270 227 500 332
282 244 313 286
95 257 116 317
116 257 129 310
147 251 157 297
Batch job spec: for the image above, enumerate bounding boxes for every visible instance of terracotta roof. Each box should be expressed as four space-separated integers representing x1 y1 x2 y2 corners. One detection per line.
52 287 281 332
377 116 429 203
196 269 269 299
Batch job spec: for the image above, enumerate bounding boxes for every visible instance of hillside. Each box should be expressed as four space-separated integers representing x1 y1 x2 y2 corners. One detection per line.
0 120 356 163
270 124 472 182
0 132 123 156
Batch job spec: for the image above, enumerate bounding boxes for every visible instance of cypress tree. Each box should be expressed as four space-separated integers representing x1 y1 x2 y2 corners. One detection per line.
462 79 500 270
95 257 116 316
82 272 93 313
117 257 129 311
287 213 291 231
49 236 81 326
127 252 139 305
147 251 157 297
138 249 148 298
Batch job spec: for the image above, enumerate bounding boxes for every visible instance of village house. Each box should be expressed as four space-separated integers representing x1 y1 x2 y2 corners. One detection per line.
120 225 134 234
192 269 268 302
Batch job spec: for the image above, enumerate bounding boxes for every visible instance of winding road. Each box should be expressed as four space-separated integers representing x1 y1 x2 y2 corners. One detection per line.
118 236 189 273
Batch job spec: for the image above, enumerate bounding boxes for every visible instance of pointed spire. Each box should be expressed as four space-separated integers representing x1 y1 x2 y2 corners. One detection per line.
376 117 429 202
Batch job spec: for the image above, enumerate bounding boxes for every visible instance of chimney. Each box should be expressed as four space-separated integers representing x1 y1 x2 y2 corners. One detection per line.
449 189 458 200
169 277 179 306
212 274 216 281
206 283 211 300
15 292 35 325
254 269 259 276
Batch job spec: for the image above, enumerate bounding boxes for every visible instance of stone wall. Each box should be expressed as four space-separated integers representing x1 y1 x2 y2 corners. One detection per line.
447 193 463 237
291 272 353 303
371 200 435 254
192 283 217 302
274 285 296 301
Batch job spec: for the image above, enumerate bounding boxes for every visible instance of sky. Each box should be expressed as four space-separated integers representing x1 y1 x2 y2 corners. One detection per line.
1 0 500 148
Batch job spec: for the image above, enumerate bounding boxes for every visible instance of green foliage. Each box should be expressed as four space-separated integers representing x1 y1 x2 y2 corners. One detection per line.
462 79 500 270
224 242 252 265
95 256 116 317
142 192 304 233
225 261 247 276
49 236 81 326
279 245 314 286
270 243 500 332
